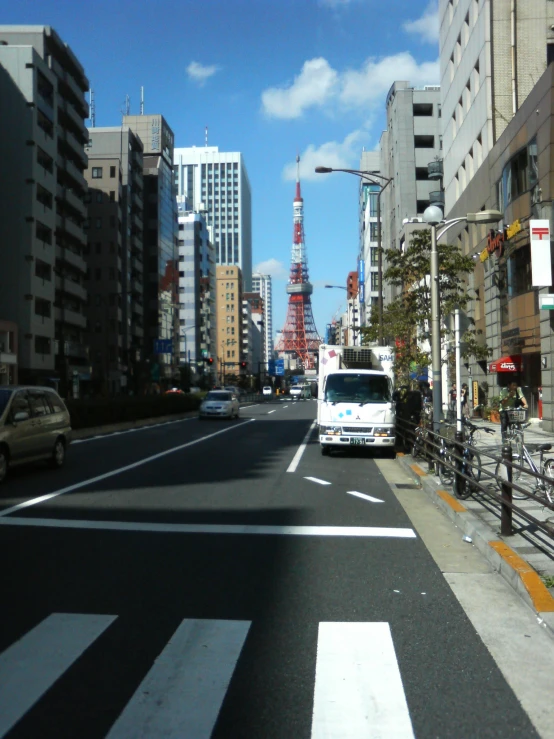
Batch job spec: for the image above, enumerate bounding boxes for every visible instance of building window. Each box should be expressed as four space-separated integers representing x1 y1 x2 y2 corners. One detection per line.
35 259 52 281
95 218 102 229
371 273 379 291
34 298 51 319
34 335 51 355
370 247 378 266
95 268 101 280
370 222 379 241
92 167 103 179
110 166 116 178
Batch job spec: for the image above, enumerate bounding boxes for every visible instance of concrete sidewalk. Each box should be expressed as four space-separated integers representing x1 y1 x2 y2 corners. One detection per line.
396 415 554 639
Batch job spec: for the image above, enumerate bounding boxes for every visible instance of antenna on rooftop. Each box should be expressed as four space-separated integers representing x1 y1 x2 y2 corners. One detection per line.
89 88 95 127
140 86 144 115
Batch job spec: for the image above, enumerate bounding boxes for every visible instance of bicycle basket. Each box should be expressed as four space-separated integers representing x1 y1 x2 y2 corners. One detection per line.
507 409 526 422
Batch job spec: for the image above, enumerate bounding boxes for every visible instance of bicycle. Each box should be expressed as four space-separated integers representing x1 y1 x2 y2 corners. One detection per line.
438 418 495 497
411 402 433 459
495 438 554 502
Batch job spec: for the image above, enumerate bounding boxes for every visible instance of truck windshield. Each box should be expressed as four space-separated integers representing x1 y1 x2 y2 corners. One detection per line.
324 374 391 404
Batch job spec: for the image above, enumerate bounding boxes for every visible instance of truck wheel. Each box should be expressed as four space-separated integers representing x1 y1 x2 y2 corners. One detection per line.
321 445 330 456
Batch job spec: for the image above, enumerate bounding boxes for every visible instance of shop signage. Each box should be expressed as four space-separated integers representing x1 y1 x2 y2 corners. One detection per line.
530 219 552 287
501 327 520 339
479 219 521 262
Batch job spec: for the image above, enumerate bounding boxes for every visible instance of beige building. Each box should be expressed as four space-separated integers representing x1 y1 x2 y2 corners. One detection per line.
216 265 243 383
84 127 144 394
0 26 90 395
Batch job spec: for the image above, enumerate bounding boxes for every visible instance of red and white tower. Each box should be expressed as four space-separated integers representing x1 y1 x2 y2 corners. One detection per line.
276 156 321 369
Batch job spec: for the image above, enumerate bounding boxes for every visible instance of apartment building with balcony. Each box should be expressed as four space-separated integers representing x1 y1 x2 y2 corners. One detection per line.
84 126 144 394
216 265 243 382
123 115 178 386
379 82 442 306
0 26 90 394
176 208 216 384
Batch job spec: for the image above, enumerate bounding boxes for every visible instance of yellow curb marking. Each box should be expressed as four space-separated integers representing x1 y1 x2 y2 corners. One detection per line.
410 464 427 477
489 541 554 613
437 489 467 513
396 452 405 457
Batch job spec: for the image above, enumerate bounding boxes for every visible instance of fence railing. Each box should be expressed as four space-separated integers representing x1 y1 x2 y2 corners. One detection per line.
396 414 554 541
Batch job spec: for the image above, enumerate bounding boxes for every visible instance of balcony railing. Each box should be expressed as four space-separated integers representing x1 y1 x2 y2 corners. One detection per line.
427 160 443 180
429 190 445 207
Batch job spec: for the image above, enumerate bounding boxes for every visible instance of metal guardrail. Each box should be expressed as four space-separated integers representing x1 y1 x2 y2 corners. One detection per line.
396 415 554 541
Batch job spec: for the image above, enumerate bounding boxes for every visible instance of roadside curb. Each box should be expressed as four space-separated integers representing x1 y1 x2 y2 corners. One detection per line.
396 453 554 639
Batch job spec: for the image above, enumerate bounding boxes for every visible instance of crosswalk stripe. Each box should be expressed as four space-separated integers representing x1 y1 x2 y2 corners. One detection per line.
0 612 116 738
106 618 250 739
311 622 414 738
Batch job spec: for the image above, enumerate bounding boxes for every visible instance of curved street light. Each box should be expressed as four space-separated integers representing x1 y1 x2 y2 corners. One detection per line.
315 167 393 345
423 206 503 435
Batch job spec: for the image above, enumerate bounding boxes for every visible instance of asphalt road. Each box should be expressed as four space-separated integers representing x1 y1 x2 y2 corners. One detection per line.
0 399 540 738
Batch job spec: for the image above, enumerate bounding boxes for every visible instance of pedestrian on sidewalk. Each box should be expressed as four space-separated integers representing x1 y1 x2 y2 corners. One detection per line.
499 381 528 441
461 383 470 418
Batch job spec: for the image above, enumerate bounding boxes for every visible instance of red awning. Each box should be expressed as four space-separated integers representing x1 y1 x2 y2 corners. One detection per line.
489 355 522 373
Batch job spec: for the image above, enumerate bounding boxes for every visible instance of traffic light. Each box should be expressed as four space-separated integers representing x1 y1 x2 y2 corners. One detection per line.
240 361 247 369
205 357 214 365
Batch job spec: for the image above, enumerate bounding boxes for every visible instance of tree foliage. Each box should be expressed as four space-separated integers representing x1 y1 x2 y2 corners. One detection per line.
361 229 490 387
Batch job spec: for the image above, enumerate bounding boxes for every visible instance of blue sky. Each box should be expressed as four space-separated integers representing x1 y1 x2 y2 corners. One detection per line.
8 0 439 339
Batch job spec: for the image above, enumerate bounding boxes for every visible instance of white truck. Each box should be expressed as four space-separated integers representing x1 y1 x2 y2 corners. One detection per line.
317 344 395 456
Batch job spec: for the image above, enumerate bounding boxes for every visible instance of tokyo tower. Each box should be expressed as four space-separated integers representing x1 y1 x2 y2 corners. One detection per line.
276 156 321 369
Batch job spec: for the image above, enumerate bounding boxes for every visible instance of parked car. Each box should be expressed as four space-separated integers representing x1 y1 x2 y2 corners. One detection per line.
199 391 240 419
0 386 72 484
289 385 303 398
262 386 273 396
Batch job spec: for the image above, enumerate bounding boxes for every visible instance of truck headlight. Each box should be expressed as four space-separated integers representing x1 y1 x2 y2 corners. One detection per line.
374 427 394 437
321 426 341 435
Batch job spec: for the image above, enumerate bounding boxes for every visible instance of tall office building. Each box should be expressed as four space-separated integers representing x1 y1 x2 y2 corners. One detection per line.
176 209 216 383
0 26 90 394
84 126 144 394
251 273 273 364
216 265 243 381
358 151 381 324
173 146 253 290
379 82 442 305
440 0 554 214
123 115 179 386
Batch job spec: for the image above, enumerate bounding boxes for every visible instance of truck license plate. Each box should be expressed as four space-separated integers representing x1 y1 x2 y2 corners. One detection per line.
350 438 365 445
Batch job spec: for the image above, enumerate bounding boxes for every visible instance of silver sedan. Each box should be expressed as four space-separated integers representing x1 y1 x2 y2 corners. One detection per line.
199 391 240 419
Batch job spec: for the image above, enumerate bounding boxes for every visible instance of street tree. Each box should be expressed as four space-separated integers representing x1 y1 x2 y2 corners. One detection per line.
361 229 490 387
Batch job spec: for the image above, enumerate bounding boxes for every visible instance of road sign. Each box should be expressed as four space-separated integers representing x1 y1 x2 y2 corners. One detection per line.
275 358 285 376
154 339 173 354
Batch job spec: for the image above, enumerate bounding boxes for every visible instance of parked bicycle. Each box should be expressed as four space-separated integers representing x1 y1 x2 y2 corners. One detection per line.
411 401 433 459
495 438 554 502
438 418 495 498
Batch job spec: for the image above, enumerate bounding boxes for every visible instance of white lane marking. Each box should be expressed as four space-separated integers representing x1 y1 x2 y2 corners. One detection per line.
304 476 332 486
107 619 250 739
0 518 417 537
287 420 317 473
0 613 116 737
283 405 289 408
311 622 414 739
0 420 255 518
71 417 195 444
347 491 384 504
267 410 276 414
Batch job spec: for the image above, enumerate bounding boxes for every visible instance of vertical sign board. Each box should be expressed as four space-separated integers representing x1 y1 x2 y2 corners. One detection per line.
473 380 479 408
530 220 552 286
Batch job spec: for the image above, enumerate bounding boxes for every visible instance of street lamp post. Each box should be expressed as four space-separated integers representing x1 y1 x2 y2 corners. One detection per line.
315 167 393 345
422 206 503 435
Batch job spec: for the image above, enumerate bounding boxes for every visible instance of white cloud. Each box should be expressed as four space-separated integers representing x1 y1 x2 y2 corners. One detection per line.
402 2 440 44
260 53 438 119
282 129 366 182
340 52 439 107
253 258 288 280
186 61 219 86
261 58 338 119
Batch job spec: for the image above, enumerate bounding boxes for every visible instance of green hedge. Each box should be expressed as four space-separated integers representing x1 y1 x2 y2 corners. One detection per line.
66 393 202 430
